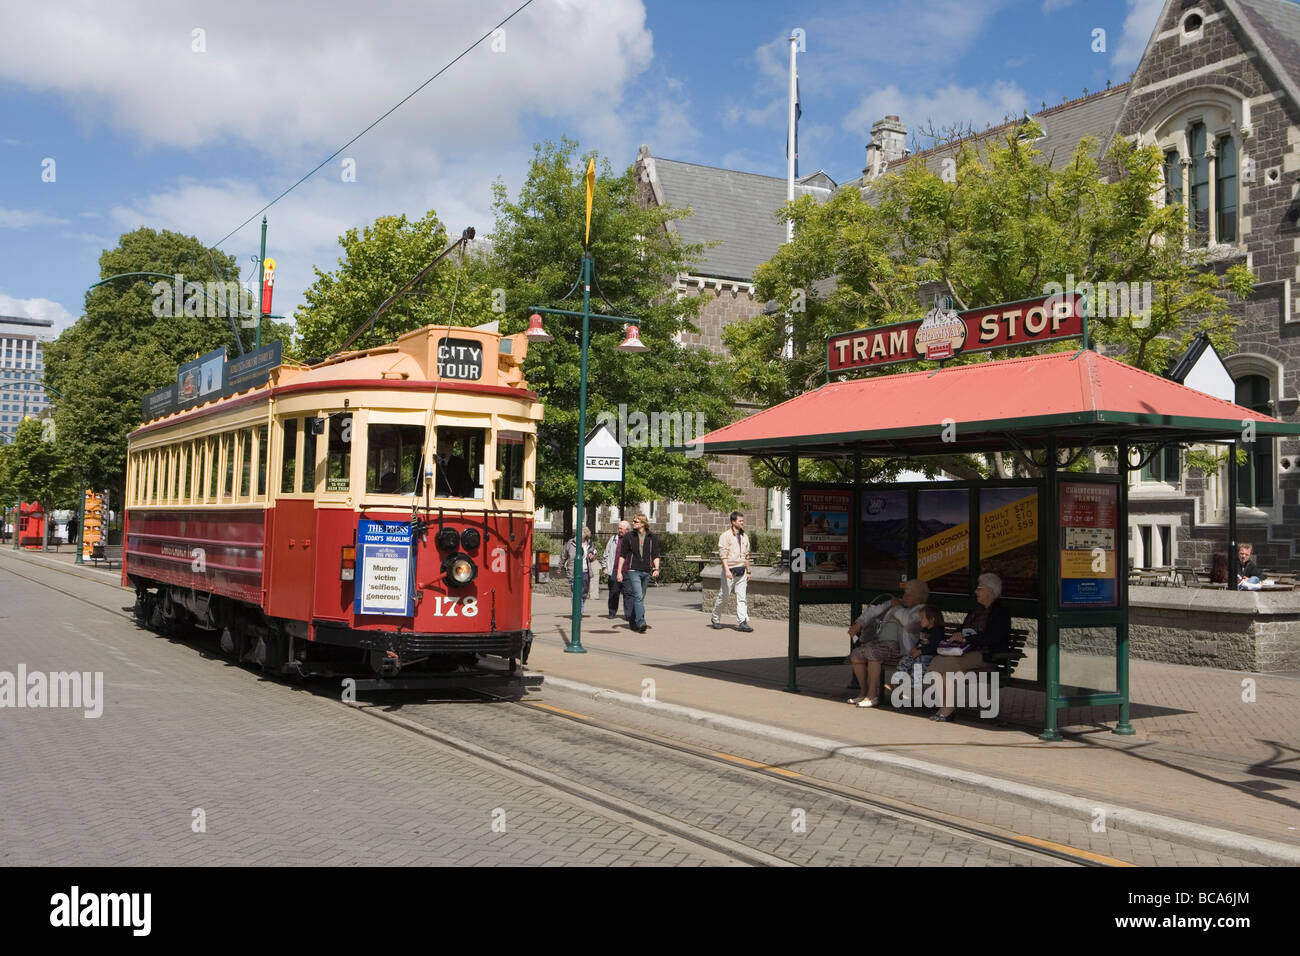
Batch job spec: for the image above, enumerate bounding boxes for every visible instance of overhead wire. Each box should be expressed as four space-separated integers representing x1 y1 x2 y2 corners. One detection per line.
204 0 537 255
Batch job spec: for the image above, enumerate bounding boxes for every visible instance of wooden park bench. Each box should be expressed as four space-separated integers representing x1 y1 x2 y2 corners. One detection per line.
90 543 123 569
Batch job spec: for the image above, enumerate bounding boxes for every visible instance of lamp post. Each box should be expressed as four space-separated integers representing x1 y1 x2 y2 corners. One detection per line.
528 260 647 654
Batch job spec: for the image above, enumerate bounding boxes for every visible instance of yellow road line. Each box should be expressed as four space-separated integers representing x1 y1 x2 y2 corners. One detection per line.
1012 834 1136 866
524 701 592 721
712 752 804 779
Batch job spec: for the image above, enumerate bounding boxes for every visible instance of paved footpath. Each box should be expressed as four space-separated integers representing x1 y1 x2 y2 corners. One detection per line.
529 579 1300 857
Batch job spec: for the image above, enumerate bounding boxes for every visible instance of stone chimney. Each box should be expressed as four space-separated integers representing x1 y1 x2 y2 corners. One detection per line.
863 115 907 179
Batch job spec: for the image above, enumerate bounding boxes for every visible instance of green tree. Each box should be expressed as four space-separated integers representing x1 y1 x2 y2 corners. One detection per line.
728 128 1254 481
484 139 737 525
1 418 77 547
292 211 494 360
45 228 289 503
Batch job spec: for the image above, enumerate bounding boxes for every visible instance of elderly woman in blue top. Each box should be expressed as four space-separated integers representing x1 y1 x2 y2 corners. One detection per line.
927 572 1012 721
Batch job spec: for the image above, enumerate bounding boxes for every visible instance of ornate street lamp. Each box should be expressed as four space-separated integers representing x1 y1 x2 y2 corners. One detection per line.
527 159 648 653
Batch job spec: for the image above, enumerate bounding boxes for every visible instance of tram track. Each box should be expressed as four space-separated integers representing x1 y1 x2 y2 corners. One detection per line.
3 555 1124 867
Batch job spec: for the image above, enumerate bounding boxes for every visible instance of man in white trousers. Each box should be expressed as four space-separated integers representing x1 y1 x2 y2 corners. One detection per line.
710 511 752 632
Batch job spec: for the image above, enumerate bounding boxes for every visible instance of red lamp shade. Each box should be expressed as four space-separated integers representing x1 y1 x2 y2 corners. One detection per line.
525 313 553 342
617 324 649 353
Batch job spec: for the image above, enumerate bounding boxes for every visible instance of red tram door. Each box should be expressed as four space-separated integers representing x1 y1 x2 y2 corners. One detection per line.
265 499 317 622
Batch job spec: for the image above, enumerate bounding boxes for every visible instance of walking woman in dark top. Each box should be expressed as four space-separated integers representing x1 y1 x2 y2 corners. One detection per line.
927 572 1011 721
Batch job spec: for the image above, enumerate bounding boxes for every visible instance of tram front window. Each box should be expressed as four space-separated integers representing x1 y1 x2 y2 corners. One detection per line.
326 413 352 492
434 427 485 499
366 424 425 495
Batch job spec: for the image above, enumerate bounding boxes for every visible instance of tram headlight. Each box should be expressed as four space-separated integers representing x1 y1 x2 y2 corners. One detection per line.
443 552 478 586
435 527 461 551
460 527 481 551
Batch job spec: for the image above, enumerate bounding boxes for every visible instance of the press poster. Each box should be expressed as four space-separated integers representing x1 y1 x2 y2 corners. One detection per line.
1059 481 1118 607
799 489 851 588
355 519 416 616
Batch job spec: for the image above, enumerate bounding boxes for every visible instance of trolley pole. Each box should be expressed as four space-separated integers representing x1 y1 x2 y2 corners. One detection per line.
256 216 267 350
74 477 85 565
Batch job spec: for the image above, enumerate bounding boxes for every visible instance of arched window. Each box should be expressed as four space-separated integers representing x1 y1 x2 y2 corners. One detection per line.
1235 374 1274 507
1216 134 1237 242
1188 123 1209 238
1163 150 1183 208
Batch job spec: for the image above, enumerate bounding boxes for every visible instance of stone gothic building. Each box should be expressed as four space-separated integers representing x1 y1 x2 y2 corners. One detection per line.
621 0 1300 569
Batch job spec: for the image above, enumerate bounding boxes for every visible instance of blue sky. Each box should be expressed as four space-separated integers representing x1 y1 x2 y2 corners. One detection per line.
0 0 1164 336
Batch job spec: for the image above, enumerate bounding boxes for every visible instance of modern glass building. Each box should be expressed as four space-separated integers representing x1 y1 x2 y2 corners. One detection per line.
0 315 53 443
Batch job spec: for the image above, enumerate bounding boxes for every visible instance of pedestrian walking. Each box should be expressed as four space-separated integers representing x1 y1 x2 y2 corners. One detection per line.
560 527 598 615
66 515 78 546
604 520 631 619
616 513 660 633
710 510 752 632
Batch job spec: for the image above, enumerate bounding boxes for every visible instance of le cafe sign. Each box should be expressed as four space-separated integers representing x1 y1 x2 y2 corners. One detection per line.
827 292 1084 373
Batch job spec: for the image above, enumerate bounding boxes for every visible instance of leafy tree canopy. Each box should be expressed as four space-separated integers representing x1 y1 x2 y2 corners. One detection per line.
0 417 77 510
44 227 290 499
483 139 737 517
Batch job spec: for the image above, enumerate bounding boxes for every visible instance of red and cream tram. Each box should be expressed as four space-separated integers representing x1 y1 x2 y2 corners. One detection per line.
123 323 542 679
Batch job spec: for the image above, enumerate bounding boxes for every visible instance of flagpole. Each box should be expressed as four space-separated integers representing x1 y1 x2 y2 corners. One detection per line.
781 31 798 558
786 33 797 243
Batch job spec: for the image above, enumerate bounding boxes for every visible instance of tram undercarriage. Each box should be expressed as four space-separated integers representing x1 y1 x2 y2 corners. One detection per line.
130 579 537 690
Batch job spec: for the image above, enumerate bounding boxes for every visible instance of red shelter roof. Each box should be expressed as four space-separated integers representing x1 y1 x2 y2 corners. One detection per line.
693 350 1300 457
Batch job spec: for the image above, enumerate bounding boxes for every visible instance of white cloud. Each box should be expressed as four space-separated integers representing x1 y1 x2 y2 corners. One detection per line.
0 1 655 157
843 81 1030 148
0 292 77 333
0 206 68 228
1114 0 1165 70
0 1 690 337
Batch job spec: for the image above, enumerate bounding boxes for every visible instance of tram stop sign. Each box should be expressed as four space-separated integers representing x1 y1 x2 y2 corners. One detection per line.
583 423 624 482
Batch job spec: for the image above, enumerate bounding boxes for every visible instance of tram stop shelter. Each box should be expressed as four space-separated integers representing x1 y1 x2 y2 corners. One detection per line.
689 347 1300 740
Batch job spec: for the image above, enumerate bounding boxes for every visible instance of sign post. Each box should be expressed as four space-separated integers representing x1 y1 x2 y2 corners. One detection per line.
583 424 624 483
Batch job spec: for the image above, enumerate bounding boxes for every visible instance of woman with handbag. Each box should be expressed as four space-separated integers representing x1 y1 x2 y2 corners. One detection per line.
927 572 1012 721
847 578 928 707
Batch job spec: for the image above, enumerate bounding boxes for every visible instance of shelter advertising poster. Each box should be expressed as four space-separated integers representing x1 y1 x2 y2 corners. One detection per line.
355 519 415 616
979 488 1039 600
917 488 969 593
799 489 851 588
859 490 909 591
1059 481 1118 607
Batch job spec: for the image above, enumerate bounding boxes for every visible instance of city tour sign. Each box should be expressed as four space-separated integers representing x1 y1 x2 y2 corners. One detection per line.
826 291 1085 374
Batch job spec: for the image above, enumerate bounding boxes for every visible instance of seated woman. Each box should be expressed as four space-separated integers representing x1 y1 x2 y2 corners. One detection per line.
846 578 928 708
927 572 1011 721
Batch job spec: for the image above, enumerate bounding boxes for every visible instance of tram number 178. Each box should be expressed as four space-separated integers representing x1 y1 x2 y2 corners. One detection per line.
430 596 479 617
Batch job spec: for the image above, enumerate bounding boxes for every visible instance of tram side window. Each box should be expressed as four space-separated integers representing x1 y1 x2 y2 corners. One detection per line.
302 418 319 493
280 418 298 494
326 413 352 492
239 429 253 498
222 433 235 500
206 435 219 501
434 426 485 499
149 451 159 504
367 424 425 494
256 424 269 498
180 444 191 505
496 430 527 501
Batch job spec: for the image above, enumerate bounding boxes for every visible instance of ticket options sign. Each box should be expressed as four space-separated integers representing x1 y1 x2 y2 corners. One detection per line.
917 488 970 592
355 519 415 616
827 292 1084 374
799 488 852 588
1059 481 1118 607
